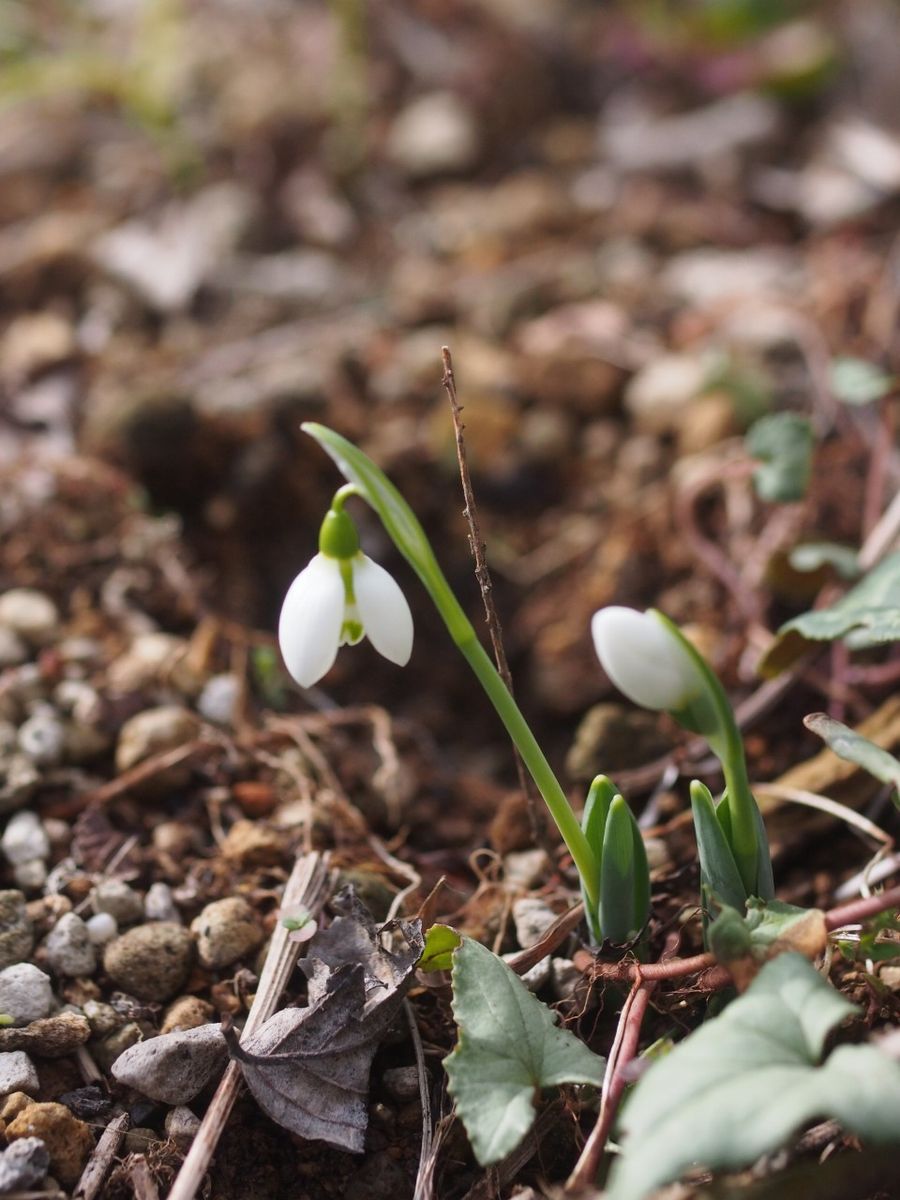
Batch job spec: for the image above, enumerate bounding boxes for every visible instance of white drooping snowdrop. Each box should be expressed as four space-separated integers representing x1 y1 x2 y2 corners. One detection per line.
278 495 413 688
590 606 700 712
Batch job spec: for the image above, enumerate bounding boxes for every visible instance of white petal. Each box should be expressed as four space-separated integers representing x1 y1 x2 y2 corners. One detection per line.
591 606 697 711
353 555 413 666
278 554 345 687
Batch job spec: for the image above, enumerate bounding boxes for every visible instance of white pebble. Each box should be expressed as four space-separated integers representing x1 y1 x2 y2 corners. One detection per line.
12 860 46 892
86 912 118 946
0 628 28 669
0 963 54 1025
2 812 50 866
0 1050 39 1094
0 590 59 645
17 706 66 767
44 912 97 978
512 897 559 951
196 674 239 725
144 882 180 923
90 880 144 926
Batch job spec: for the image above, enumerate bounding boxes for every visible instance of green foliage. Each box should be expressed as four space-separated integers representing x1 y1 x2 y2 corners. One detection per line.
607 953 900 1200
690 781 749 913
746 412 814 502
763 552 900 673
418 924 461 973
804 713 900 807
444 937 605 1166
830 358 895 407
580 777 650 945
788 541 860 581
837 910 900 964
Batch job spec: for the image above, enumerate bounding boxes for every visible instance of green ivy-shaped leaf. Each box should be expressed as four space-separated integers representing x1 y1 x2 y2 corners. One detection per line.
746 412 813 503
761 551 900 674
607 954 900 1200
419 924 461 973
444 937 605 1166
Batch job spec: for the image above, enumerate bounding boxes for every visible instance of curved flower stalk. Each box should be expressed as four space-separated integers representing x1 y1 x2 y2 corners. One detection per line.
581 775 650 944
278 486 413 687
592 607 773 904
298 422 601 915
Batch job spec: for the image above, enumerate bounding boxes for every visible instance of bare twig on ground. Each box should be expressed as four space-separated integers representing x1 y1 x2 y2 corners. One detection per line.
441 346 552 859
73 1111 129 1200
167 851 333 1200
505 902 586 975
127 1156 160 1200
407 999 435 1200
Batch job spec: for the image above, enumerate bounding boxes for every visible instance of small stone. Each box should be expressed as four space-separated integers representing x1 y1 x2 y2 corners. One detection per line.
123 1127 157 1155
25 895 71 939
0 628 28 669
103 923 193 1002
502 951 552 992
191 897 264 970
86 913 118 946
512 898 559 951
550 958 582 1001
45 913 97 978
0 1051 38 1096
0 754 39 815
161 995 215 1035
115 707 197 771
880 965 900 990
220 820 285 868
0 591 59 647
93 1023 142 1073
82 999 122 1037
106 633 192 694
0 1136 49 1192
1 812 49 867
624 353 710 436
17 707 66 768
144 882 179 923
90 880 144 926
114 707 200 791
6 1102 93 1186
503 849 550 891
0 892 34 970
0 1012 90 1057
111 1025 227 1104
387 92 479 178
196 674 240 725
0 1092 31 1122
165 1105 201 1145
382 1066 421 1103
12 861 46 892
0 964 53 1026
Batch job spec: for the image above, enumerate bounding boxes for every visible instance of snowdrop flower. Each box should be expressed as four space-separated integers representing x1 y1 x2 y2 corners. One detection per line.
278 494 413 688
591 606 700 712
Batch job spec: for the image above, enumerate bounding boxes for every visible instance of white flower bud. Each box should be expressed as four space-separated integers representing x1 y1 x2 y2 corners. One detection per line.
590 606 699 712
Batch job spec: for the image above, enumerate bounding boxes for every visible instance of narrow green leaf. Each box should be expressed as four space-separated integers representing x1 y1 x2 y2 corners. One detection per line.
608 954 900 1200
581 776 616 945
804 712 900 803
419 924 461 973
746 412 814 502
630 807 651 936
444 937 605 1166
690 781 748 912
599 796 638 943
830 357 895 407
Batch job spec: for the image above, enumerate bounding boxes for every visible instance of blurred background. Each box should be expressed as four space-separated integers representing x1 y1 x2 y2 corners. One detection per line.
0 0 896 773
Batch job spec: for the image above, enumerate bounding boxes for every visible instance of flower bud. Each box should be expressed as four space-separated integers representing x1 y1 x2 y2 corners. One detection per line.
591 606 700 712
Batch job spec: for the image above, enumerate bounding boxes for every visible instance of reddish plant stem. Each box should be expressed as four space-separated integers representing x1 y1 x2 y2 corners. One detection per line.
565 976 656 1192
572 884 900 986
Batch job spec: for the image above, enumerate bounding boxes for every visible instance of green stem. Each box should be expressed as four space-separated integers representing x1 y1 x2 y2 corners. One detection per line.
457 636 600 911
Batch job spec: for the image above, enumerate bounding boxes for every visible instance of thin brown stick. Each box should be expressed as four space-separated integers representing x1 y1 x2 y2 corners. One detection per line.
407 1000 435 1200
825 882 900 931
441 346 551 855
73 1111 129 1200
167 851 332 1200
505 902 586 975
565 977 656 1192
127 1157 160 1200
